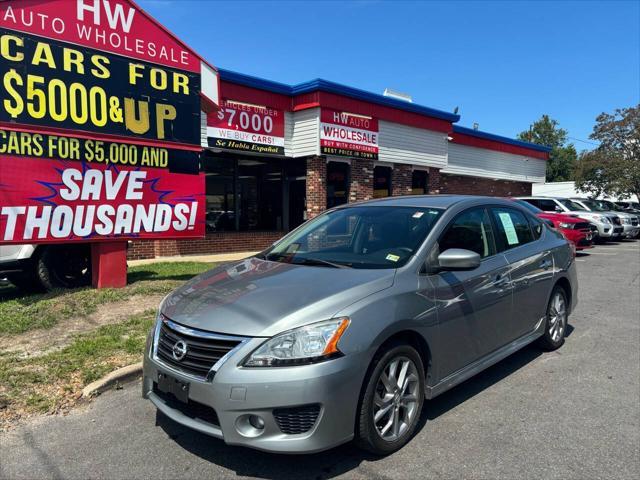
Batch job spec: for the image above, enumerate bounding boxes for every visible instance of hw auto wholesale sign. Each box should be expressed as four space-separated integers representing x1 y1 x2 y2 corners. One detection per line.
207 99 285 155
320 108 378 160
0 0 210 244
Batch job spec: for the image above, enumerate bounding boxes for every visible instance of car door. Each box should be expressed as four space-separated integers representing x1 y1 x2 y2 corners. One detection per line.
490 207 555 341
428 207 514 379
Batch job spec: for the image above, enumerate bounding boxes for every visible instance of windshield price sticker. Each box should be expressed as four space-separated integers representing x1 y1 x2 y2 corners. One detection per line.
498 212 520 245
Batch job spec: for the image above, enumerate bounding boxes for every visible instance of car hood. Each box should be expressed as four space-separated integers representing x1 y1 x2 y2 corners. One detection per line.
160 257 396 337
537 212 586 224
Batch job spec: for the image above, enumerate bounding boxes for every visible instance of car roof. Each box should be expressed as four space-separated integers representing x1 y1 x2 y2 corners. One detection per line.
340 195 516 210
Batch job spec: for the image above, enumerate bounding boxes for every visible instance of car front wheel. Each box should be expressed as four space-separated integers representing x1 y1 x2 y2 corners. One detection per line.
356 343 425 455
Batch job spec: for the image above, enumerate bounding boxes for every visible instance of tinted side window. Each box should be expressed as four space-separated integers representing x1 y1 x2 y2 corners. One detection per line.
537 199 559 211
491 208 535 250
439 208 496 258
528 215 544 240
522 199 541 209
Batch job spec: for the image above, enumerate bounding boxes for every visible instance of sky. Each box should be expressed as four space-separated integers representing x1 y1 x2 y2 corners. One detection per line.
139 0 640 149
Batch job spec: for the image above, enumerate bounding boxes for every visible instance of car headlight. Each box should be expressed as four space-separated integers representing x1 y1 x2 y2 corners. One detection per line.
622 218 631 225
558 222 574 229
243 318 350 367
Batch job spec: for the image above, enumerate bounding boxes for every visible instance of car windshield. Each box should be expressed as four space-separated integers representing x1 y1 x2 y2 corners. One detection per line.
578 199 608 212
513 199 542 214
558 199 587 211
263 206 443 269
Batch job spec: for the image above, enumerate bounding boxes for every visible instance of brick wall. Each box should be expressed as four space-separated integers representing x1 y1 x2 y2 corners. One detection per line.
349 158 374 202
306 156 326 219
127 231 283 260
391 164 413 196
427 168 441 194
439 174 532 197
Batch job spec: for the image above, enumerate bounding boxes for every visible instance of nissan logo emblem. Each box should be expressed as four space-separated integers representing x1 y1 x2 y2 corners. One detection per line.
172 340 188 361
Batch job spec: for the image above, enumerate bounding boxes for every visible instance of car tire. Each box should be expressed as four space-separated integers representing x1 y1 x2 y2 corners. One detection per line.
537 286 569 351
36 245 91 291
355 343 425 455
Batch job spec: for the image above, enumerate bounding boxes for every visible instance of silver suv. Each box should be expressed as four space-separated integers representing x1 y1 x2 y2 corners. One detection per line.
517 196 623 241
142 196 577 455
577 198 640 239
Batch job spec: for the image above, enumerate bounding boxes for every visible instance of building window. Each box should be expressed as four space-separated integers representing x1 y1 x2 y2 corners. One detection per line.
412 170 429 195
327 161 350 208
202 153 305 233
374 166 392 198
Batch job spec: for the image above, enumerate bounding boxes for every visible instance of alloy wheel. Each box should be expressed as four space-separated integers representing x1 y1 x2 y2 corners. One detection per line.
372 356 420 442
548 292 567 342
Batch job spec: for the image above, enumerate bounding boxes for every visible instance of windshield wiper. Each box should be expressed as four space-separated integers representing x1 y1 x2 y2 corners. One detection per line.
293 257 353 269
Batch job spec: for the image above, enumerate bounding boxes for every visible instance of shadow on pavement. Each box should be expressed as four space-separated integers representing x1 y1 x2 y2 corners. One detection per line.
154 338 566 478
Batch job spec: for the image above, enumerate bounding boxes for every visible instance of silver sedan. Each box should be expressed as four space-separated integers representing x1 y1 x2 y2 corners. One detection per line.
142 195 578 455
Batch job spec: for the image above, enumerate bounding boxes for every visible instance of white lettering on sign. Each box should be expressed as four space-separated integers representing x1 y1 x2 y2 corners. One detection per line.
76 0 135 33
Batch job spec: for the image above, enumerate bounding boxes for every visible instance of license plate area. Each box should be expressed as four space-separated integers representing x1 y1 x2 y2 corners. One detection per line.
157 372 189 403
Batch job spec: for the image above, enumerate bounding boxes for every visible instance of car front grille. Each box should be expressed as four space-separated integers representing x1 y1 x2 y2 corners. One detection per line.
273 404 321 434
631 218 639 226
611 216 622 225
153 383 220 426
155 318 245 380
574 222 592 231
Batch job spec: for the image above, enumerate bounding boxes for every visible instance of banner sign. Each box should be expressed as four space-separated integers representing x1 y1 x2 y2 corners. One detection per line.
0 0 200 73
320 108 378 159
0 129 200 174
0 157 205 244
0 28 201 145
207 99 285 155
0 0 209 245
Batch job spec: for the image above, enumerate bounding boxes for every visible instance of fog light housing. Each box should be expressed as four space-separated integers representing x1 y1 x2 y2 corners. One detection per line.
235 414 266 437
249 415 264 429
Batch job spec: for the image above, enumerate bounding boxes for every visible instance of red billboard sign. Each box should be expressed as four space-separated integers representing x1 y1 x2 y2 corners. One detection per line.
0 0 210 245
0 0 200 72
207 99 285 155
0 156 204 244
320 108 379 159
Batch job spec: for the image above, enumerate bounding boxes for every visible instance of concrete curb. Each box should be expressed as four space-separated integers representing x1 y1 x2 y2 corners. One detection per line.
82 362 143 398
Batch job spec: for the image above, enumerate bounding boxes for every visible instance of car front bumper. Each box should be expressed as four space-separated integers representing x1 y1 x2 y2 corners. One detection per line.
622 224 640 238
142 334 367 454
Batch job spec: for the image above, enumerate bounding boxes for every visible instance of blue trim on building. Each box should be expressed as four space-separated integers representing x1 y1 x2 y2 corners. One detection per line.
218 68 460 123
453 125 552 152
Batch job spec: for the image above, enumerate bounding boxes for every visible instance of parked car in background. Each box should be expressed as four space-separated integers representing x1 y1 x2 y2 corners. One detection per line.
143 196 577 455
516 196 623 242
584 199 640 238
570 198 640 239
510 199 593 250
0 243 92 291
615 200 640 213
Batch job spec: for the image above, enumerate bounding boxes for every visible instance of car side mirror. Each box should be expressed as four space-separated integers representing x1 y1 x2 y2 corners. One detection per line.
437 249 481 271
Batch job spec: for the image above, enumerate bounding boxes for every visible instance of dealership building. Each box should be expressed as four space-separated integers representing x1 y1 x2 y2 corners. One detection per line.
128 69 550 260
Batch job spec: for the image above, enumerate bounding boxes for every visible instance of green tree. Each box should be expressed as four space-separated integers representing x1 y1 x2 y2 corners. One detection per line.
518 115 577 182
575 105 640 200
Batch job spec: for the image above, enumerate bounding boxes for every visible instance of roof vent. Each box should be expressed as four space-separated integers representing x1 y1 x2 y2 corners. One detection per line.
473 123 479 130
383 88 412 103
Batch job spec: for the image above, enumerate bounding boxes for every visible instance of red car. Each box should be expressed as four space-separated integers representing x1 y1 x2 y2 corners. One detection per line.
510 199 594 250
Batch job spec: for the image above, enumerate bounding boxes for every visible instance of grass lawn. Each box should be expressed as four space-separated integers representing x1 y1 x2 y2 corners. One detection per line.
0 310 155 425
0 261 214 335
0 261 217 426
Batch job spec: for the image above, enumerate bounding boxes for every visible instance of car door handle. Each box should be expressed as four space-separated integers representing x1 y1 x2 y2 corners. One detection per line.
493 275 510 288
539 259 552 270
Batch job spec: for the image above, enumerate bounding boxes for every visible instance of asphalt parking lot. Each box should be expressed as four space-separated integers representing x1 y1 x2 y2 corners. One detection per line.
1 241 639 480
